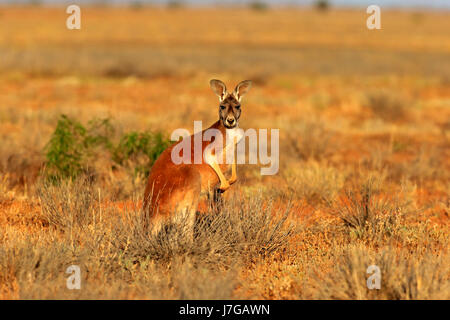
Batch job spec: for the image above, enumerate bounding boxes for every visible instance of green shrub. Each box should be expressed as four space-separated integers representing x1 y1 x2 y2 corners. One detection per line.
43 115 170 181
314 0 330 11
44 115 97 181
249 1 269 11
113 131 171 176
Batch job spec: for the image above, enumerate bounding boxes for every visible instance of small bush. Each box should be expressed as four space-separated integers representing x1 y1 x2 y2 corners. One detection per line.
37 176 96 231
249 1 269 11
314 0 330 11
330 177 414 242
364 90 410 122
113 131 171 176
44 115 114 181
43 115 170 181
44 115 88 180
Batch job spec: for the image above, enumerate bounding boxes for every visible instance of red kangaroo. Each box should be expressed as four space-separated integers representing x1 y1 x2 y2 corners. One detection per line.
143 79 252 236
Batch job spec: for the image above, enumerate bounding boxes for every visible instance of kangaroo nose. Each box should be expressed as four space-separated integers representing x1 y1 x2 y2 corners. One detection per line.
227 118 235 125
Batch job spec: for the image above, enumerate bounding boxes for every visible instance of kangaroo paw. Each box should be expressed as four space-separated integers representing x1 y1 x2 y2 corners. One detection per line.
219 181 230 192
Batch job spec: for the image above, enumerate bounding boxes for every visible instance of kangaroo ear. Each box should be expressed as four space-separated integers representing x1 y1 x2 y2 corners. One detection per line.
210 79 227 101
233 80 252 101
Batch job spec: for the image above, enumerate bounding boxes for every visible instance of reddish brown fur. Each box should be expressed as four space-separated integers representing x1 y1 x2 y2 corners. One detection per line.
143 120 230 222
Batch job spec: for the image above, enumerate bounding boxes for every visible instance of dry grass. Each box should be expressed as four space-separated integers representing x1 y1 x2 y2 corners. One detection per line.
329 177 419 245
110 193 294 266
1 181 295 299
287 119 334 161
313 245 450 300
0 174 12 204
285 160 345 204
0 6 449 300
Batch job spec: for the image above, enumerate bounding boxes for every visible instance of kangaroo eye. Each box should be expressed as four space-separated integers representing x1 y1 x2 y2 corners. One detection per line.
235 105 241 109
220 105 226 110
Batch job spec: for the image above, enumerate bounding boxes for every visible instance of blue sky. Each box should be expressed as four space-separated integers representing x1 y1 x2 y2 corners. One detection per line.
3 0 450 9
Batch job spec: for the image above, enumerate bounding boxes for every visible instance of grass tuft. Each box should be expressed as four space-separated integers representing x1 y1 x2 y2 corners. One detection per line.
313 245 450 300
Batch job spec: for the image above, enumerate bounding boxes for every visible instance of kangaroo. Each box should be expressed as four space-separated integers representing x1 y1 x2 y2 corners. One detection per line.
143 79 252 237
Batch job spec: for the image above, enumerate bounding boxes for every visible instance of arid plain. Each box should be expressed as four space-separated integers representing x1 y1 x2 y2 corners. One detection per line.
0 6 449 299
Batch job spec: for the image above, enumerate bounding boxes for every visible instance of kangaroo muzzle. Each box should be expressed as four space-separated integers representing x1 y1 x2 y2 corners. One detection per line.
226 117 236 126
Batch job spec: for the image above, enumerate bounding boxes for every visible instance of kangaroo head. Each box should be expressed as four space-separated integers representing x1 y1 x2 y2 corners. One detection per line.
210 79 252 129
